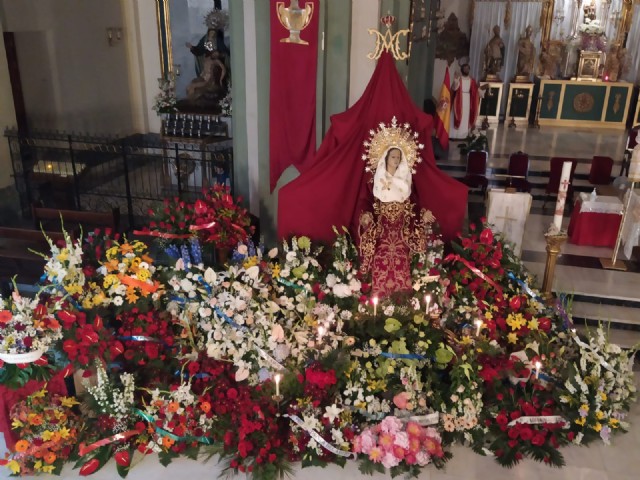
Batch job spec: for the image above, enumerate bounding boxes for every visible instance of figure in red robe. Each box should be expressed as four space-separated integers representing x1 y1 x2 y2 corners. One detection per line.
451 63 480 140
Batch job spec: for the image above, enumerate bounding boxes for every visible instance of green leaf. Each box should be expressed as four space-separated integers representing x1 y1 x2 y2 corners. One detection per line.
435 347 454 365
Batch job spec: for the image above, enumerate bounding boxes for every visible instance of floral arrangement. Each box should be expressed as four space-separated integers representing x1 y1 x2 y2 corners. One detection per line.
578 18 605 36
1 388 80 475
194 184 254 250
0 198 637 479
152 77 178 115
219 89 232 116
0 288 63 359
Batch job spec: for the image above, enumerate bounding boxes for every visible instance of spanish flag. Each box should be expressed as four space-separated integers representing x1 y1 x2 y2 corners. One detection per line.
434 67 451 150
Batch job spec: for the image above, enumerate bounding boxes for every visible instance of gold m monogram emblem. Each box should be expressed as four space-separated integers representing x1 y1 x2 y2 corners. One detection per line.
367 15 409 60
276 0 314 45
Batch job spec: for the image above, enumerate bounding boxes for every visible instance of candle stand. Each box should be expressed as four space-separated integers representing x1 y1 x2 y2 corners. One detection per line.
541 232 568 301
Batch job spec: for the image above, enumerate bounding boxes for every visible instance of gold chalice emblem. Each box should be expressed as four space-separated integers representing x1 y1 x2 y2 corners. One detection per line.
276 0 314 45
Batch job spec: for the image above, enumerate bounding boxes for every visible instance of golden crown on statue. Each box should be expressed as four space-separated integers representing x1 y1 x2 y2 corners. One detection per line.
367 13 410 60
276 0 314 45
362 117 424 175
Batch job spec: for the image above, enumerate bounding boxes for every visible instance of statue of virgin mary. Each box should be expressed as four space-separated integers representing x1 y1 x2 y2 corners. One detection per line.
358 118 435 299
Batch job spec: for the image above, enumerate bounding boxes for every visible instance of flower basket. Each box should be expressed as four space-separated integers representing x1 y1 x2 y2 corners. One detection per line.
0 349 45 364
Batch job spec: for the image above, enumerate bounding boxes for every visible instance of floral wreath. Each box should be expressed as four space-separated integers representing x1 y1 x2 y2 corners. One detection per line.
361 116 424 176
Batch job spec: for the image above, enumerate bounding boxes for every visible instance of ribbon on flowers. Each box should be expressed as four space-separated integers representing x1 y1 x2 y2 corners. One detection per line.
507 415 569 428
194 275 213 295
189 221 216 232
132 229 193 239
285 414 356 459
555 295 574 330
133 409 212 445
39 275 83 311
175 370 211 379
277 278 305 290
118 335 163 343
507 272 543 303
78 430 140 457
445 254 503 297
380 352 426 361
407 413 439 426
212 306 285 370
117 274 159 294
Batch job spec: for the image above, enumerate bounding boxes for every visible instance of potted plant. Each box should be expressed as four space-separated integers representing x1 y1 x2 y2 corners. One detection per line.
457 129 489 156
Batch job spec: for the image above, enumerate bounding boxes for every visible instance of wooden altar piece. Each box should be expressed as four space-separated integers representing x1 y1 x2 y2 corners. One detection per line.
486 189 532 257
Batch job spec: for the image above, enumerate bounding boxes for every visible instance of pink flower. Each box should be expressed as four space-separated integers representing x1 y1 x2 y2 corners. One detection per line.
393 431 409 449
393 392 410 409
380 416 403 434
416 451 431 466
378 432 395 451
369 446 384 463
392 445 406 460
408 435 421 454
381 451 400 469
405 453 417 465
405 421 423 438
355 430 376 454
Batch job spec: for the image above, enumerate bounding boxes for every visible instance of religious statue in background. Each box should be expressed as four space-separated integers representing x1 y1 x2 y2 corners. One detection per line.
537 41 562 79
483 25 505 80
435 13 470 65
451 64 487 139
358 121 434 299
603 44 625 82
515 25 536 81
185 48 227 103
583 0 597 22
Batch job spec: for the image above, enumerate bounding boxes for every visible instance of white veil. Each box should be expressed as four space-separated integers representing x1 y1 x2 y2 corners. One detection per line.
372 146 412 203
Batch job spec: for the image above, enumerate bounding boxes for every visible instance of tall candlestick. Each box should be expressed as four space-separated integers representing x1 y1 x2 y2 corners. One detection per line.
534 361 541 380
425 294 431 315
372 296 378 317
553 161 572 232
274 373 281 397
474 319 482 336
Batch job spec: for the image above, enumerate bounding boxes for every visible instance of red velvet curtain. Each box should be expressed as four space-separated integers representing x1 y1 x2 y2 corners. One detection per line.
269 0 320 191
278 52 468 242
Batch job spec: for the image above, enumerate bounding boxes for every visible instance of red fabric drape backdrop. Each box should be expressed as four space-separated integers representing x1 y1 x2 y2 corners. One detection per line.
278 52 468 242
269 0 320 191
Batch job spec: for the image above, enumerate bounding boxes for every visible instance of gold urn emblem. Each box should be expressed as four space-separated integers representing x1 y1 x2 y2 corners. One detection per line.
276 0 314 45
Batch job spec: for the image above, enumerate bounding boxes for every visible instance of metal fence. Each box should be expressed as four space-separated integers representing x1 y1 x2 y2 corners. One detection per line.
5 128 233 230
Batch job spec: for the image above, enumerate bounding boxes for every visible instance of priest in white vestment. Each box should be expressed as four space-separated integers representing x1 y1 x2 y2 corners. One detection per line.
450 64 484 140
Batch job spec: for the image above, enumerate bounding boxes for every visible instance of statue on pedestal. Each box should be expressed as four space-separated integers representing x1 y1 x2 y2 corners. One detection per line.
483 25 505 80
515 25 536 82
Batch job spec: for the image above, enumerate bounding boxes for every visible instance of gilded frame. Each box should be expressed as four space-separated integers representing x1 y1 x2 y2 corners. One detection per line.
577 51 601 81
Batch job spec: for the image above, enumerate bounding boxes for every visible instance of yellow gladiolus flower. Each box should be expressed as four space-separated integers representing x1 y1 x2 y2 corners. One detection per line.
7 460 20 474
507 332 518 344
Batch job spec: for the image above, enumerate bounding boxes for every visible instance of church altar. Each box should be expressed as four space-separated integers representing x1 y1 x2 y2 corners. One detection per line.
537 78 634 129
486 189 532 256
568 193 623 247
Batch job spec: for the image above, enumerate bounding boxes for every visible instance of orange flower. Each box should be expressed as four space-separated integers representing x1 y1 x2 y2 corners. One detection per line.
120 243 134 254
48 318 61 330
28 414 44 426
50 431 61 443
167 402 180 413
0 310 12 324
44 452 57 464
104 259 120 272
14 440 29 453
162 436 175 448
200 402 211 414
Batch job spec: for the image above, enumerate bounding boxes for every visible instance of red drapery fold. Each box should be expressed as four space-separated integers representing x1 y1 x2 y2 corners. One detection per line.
269 0 320 191
278 52 467 242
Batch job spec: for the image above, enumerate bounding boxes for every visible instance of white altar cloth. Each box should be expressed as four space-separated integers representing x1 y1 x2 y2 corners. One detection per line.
621 190 640 259
486 189 532 257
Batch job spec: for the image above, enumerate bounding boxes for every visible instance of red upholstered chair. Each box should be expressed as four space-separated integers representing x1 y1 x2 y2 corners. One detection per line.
588 156 613 185
461 150 488 195
507 151 531 192
621 127 639 176
544 157 578 208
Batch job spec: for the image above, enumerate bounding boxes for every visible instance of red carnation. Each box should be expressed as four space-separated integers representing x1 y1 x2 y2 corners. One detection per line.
531 433 546 446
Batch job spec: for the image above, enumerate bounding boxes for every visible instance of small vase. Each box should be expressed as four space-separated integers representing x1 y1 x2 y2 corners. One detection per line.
0 349 45 364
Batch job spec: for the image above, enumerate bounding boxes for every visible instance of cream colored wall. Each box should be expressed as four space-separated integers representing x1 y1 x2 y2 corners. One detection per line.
1 0 134 134
349 0 381 106
0 21 17 189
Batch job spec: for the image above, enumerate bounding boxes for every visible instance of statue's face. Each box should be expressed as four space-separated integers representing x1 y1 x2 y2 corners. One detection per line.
462 65 470 76
494 26 500 36
386 149 402 172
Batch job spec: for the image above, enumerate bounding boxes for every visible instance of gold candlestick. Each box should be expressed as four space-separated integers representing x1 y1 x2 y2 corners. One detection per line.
541 232 568 301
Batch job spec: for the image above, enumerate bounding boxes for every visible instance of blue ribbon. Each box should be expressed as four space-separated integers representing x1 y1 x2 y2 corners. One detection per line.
213 306 248 331
174 370 211 379
277 278 305 290
194 275 213 295
507 272 544 303
380 352 426 360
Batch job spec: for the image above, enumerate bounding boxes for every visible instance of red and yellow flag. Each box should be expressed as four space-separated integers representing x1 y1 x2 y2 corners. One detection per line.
434 67 451 150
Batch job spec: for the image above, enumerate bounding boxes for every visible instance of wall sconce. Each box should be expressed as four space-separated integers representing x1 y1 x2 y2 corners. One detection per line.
106 27 123 46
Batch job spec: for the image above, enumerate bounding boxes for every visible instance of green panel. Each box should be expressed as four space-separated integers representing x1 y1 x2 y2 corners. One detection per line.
480 87 500 117
228 0 249 204
323 0 352 134
605 86 629 123
508 87 530 118
539 83 562 119
560 84 606 121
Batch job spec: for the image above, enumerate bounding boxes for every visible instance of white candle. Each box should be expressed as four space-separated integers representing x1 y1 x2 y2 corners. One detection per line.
535 361 542 380
372 296 378 317
474 319 482 336
317 325 326 343
553 161 572 232
274 373 282 397
425 294 431 315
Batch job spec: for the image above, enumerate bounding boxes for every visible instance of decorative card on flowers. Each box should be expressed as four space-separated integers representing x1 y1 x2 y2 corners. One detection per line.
486 189 532 257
